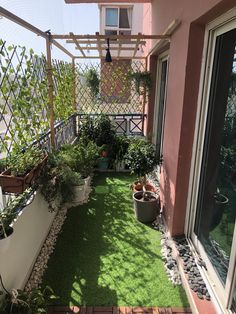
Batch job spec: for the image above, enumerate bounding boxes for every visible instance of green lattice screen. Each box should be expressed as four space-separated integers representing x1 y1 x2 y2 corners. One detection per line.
0 41 77 157
0 40 49 157
75 60 146 114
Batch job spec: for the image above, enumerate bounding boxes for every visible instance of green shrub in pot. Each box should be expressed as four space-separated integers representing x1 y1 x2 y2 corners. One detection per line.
39 152 82 211
74 138 99 178
125 137 159 190
125 137 160 223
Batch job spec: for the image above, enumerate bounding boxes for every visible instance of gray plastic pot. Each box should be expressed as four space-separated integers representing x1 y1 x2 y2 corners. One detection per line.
133 191 159 223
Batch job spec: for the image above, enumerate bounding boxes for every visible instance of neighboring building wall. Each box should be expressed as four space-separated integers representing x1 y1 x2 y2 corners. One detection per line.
145 0 236 235
99 3 145 105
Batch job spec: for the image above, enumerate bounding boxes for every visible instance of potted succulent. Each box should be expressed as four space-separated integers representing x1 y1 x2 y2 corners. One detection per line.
125 137 160 223
0 275 58 314
0 146 47 194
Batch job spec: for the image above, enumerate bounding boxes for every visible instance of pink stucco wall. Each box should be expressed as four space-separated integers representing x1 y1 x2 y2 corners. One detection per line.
144 0 236 235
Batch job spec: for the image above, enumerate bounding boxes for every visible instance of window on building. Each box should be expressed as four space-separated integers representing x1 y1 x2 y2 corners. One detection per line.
105 7 132 36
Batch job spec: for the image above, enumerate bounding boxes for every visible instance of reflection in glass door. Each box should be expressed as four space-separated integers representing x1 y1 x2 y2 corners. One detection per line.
194 28 236 286
153 56 168 159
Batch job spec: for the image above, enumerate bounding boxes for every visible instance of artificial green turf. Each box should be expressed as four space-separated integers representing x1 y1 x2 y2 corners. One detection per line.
42 173 189 307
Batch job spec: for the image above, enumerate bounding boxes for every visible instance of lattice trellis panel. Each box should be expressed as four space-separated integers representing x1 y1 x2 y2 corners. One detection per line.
0 40 49 157
75 60 146 114
52 59 75 122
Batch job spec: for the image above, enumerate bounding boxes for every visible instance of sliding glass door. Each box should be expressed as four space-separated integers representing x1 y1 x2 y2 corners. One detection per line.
190 16 236 311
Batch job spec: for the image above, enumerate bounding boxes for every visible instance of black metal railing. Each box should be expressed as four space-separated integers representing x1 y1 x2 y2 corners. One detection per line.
77 113 146 136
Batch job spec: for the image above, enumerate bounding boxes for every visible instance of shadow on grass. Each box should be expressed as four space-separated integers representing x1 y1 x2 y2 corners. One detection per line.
42 173 189 307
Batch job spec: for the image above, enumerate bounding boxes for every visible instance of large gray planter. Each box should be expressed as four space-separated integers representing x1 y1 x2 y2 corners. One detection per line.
133 191 159 223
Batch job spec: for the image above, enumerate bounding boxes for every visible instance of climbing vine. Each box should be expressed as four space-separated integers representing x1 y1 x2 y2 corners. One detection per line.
0 41 49 153
53 60 75 121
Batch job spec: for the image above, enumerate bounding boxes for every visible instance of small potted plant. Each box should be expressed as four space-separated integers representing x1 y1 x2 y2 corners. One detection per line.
0 146 47 194
74 138 99 186
39 152 82 210
125 137 160 223
113 134 130 171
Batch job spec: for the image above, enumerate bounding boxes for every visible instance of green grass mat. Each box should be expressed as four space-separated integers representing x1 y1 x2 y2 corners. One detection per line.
42 173 189 307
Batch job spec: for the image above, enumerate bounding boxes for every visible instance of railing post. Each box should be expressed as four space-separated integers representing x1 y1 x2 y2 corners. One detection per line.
46 33 56 150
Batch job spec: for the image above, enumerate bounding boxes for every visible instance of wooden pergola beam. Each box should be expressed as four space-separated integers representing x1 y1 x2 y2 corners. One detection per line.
0 6 74 58
118 41 122 58
75 46 138 51
69 32 86 57
73 56 145 59
133 32 141 58
66 39 146 45
52 34 170 40
95 32 102 58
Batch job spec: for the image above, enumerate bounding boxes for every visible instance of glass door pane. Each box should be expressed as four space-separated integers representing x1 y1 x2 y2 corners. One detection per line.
194 28 236 285
155 59 168 159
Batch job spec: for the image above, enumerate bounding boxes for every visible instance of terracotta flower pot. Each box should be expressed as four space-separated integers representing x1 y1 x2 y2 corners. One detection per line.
0 155 48 194
132 181 156 193
101 151 108 157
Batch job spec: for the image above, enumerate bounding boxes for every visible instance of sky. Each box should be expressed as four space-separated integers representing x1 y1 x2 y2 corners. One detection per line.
0 0 100 61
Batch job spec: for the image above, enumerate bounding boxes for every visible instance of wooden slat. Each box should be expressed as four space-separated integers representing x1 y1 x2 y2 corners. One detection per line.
46 36 56 149
118 40 122 58
73 56 145 59
133 32 142 58
70 32 86 57
52 34 170 40
96 32 102 58
66 40 146 45
75 46 136 51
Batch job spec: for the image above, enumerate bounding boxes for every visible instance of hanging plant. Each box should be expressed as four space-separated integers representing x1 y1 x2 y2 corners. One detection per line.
128 71 152 95
85 68 100 98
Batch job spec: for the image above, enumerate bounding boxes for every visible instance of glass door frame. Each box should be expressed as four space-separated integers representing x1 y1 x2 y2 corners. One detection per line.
186 8 236 311
152 50 169 157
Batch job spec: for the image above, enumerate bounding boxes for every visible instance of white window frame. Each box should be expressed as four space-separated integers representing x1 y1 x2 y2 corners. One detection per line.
185 7 236 312
152 51 169 154
102 6 133 35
